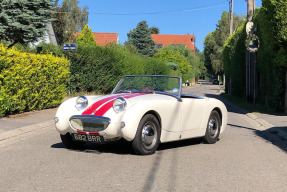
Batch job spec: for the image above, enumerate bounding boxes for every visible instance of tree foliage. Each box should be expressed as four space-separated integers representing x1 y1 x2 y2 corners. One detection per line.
169 45 206 79
0 0 54 48
153 48 190 80
203 11 244 75
76 24 95 44
52 0 89 44
150 26 160 34
127 20 157 57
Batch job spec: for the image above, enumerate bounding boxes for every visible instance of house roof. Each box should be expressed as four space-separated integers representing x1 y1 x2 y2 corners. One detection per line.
74 32 119 45
151 34 195 51
92 32 119 45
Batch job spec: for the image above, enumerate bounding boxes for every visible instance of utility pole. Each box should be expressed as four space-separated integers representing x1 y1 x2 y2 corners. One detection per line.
229 0 233 35
227 0 233 95
246 0 256 103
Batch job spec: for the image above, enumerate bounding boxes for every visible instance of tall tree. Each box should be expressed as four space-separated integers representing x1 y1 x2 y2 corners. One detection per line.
150 26 160 34
52 0 89 44
76 24 95 44
203 11 244 75
127 20 156 57
0 0 54 48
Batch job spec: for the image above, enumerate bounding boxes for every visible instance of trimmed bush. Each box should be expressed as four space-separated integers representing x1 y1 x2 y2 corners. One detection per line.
222 22 247 97
0 44 69 116
223 0 287 111
65 43 169 94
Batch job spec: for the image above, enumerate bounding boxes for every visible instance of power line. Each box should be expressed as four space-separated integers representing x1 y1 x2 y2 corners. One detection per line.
58 1 227 16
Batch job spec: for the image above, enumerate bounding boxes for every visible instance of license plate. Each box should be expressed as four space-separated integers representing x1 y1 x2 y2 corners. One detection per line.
71 133 104 143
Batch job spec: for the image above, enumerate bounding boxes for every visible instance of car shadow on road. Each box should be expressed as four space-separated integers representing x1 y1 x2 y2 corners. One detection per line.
51 137 203 155
157 138 202 151
51 139 135 155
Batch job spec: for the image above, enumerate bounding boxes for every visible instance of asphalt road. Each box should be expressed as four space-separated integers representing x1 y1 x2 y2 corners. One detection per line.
1 81 287 192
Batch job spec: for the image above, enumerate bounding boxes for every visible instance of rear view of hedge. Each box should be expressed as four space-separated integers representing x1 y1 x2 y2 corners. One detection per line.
0 44 69 116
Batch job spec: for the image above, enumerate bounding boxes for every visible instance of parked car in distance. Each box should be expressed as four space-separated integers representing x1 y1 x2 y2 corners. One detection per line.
212 79 219 85
55 75 228 155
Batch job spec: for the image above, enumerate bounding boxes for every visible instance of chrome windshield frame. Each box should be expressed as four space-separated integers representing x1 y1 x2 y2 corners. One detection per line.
112 75 182 101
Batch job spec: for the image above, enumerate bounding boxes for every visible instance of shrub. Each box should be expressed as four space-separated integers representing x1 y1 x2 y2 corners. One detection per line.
65 43 169 94
222 22 247 97
223 0 287 111
0 44 69 116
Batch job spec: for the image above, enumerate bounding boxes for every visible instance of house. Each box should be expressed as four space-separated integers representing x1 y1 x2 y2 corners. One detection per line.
31 22 58 47
151 34 195 54
74 32 119 45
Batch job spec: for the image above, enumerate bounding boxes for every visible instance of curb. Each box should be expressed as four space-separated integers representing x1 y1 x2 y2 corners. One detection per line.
0 120 54 142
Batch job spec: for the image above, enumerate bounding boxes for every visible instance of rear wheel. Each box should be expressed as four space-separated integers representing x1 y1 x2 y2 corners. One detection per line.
132 114 161 155
60 133 86 149
203 110 221 144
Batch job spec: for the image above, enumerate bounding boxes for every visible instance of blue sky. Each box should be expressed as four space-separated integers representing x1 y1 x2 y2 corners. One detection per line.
72 0 262 51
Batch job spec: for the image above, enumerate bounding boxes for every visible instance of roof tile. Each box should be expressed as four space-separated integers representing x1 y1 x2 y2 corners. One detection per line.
151 34 195 51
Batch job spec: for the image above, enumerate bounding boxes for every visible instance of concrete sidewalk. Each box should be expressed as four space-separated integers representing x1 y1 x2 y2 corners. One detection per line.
0 108 57 142
246 112 287 139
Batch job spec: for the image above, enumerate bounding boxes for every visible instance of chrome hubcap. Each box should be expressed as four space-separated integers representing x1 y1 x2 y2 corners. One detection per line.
142 123 157 149
208 118 218 138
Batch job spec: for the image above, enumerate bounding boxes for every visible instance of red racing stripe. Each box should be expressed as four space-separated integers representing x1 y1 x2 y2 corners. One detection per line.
82 94 130 115
93 93 147 116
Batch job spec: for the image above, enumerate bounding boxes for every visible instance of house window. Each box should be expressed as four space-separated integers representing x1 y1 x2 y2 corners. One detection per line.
191 38 194 44
170 44 186 48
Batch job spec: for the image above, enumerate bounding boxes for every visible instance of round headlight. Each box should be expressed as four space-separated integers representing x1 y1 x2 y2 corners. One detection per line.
113 97 127 113
75 96 88 111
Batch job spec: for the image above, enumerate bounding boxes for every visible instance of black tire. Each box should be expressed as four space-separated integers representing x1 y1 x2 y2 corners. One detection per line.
132 114 161 155
203 110 221 144
60 133 86 149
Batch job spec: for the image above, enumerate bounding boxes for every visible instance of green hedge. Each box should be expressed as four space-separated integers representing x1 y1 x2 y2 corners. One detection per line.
223 22 247 97
0 44 69 116
66 43 169 94
253 0 287 111
222 0 287 111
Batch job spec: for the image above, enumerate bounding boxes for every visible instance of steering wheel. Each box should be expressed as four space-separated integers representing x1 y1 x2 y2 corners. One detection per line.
141 87 153 92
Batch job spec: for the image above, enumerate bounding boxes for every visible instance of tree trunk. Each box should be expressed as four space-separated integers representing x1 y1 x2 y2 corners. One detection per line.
285 68 287 114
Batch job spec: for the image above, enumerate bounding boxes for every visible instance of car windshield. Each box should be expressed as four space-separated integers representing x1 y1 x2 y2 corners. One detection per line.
113 75 181 97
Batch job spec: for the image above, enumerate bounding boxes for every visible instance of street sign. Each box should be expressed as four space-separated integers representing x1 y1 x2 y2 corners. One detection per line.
246 34 260 52
63 44 76 51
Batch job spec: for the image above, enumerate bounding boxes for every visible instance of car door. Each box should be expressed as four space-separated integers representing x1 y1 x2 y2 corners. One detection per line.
180 97 206 131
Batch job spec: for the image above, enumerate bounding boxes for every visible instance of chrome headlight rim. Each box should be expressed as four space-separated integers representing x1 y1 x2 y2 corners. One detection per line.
113 97 127 113
75 96 88 111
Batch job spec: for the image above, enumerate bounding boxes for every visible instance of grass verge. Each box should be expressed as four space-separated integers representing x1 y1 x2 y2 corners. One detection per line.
220 93 275 114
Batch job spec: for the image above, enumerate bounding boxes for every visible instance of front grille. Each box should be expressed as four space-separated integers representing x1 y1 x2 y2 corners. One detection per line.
69 115 110 132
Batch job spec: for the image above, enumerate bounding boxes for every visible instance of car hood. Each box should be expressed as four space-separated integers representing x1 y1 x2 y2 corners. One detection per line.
81 92 176 116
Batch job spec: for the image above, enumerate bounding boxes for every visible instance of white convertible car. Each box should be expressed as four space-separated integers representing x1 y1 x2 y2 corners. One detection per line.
55 75 227 155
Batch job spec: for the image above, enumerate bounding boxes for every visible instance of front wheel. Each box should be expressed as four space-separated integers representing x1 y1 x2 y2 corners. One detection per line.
60 133 86 149
132 114 161 155
203 110 221 144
